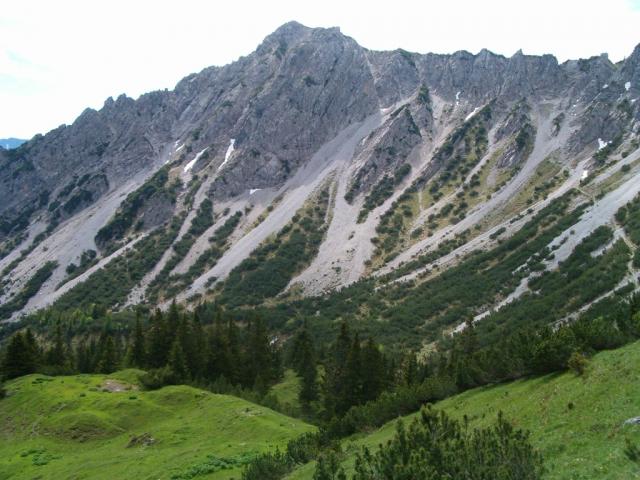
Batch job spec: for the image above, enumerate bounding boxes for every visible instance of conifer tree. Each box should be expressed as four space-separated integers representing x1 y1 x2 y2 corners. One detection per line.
23 328 40 366
294 324 318 405
168 338 189 381
46 322 67 368
128 315 146 368
98 336 118 373
340 334 363 413
1 332 37 379
189 311 207 379
361 338 385 403
206 312 232 381
146 310 171 368
247 318 272 387
325 321 352 415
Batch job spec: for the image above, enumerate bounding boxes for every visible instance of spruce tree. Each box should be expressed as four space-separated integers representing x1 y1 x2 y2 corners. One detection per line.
299 341 319 406
247 318 271 387
23 328 40 366
128 315 146 368
361 338 385 403
46 322 67 368
189 311 207 379
98 336 118 373
146 310 170 368
206 313 232 382
1 332 37 379
168 338 189 381
340 334 363 413
325 321 352 415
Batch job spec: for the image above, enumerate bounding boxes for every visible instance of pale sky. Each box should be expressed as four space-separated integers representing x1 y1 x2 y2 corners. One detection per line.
2 0 640 139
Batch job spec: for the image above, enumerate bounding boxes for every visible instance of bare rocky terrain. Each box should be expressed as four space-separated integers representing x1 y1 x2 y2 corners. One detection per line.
1 22 640 322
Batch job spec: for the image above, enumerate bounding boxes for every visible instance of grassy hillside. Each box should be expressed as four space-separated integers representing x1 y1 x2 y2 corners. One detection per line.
287 341 640 479
0 370 314 480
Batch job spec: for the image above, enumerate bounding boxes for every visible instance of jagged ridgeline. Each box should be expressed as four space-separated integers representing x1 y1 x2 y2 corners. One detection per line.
0 22 638 320
2 21 640 479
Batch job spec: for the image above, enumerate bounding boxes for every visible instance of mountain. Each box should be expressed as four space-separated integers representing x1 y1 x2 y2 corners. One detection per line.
0 138 26 150
0 21 639 339
3 21 640 480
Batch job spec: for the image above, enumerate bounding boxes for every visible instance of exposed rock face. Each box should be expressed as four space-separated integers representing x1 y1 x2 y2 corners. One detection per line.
349 106 424 197
2 23 637 227
1 21 640 317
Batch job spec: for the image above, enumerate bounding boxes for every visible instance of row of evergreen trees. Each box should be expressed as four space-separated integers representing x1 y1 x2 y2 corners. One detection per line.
0 303 282 394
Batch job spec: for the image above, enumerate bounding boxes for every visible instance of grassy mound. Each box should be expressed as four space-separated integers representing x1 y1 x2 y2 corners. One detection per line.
287 341 640 479
0 370 314 479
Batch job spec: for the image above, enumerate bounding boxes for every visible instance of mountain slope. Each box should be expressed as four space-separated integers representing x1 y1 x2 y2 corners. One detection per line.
286 340 640 480
0 22 639 333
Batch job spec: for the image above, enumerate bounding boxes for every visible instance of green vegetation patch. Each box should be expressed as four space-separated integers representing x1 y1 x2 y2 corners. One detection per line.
95 167 179 250
147 199 216 303
0 261 57 320
216 185 331 307
0 373 314 480
54 217 182 310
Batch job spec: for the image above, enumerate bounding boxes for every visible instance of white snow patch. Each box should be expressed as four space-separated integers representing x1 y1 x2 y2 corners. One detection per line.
217 139 235 172
602 84 608 89
175 143 184 153
632 99 637 104
597 138 610 150
183 147 208 172
581 169 589 181
626 81 632 91
455 91 461 106
249 189 261 195
380 106 394 115
464 107 480 122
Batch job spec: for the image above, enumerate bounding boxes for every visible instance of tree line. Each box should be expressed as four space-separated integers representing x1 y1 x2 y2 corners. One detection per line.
0 302 282 395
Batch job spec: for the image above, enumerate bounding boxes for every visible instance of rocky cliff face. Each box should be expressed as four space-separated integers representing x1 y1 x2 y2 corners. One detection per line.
1 22 639 320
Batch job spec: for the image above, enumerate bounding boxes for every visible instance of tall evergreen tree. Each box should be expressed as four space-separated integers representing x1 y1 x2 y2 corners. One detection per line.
189 310 207 379
340 334 363 413
46 322 67 368
205 312 232 382
128 315 146 368
1 332 37 379
98 335 118 373
361 338 385 403
247 318 272 387
146 310 171 368
299 339 318 406
325 321 352 415
168 338 189 381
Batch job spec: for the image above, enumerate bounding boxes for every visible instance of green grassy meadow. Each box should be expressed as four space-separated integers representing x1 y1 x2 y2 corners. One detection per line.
0 370 314 480
287 341 640 479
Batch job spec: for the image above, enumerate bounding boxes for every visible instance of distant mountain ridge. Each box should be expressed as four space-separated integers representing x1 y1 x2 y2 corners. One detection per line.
0 138 26 150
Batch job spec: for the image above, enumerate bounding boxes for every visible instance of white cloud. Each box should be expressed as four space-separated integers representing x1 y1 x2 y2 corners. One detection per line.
2 0 639 138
